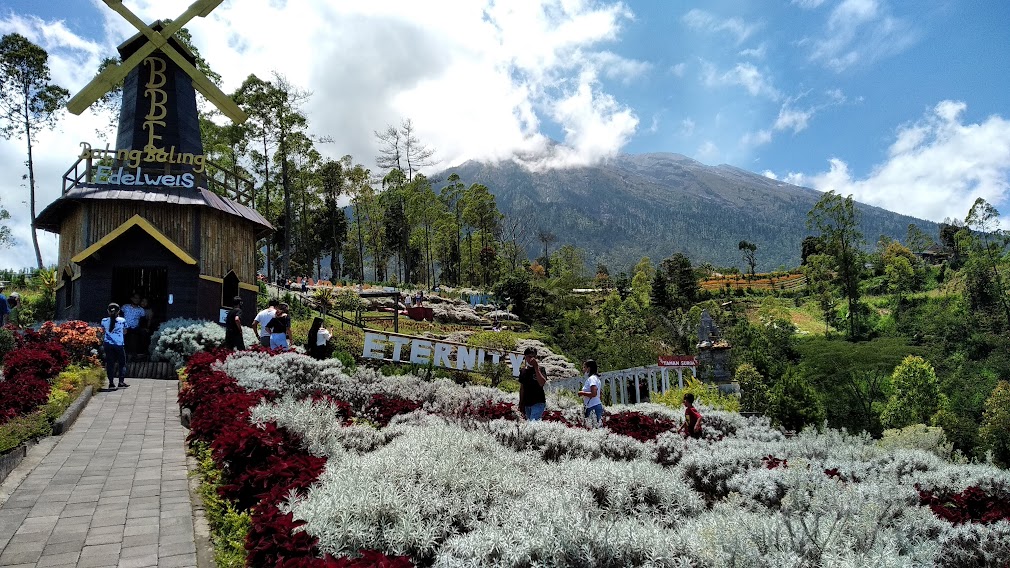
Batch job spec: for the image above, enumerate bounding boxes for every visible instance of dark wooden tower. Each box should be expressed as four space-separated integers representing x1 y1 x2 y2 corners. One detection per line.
37 22 270 326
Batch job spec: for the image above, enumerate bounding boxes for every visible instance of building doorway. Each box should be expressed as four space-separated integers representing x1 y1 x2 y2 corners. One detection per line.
111 266 169 325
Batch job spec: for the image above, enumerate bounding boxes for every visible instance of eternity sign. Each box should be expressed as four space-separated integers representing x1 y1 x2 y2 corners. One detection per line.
362 332 525 376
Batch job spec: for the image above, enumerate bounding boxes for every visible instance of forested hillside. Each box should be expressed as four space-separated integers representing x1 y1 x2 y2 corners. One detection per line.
442 153 936 271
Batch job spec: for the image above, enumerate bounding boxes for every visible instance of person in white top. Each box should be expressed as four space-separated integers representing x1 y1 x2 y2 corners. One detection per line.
578 359 603 427
253 299 278 348
581 357 601 424
101 303 129 391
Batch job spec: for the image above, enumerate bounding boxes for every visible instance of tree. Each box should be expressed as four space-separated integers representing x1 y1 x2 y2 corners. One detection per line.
0 196 12 248
650 271 669 310
736 363 769 414
964 198 1010 328
536 230 557 279
0 34 70 268
659 253 699 309
880 355 939 429
906 223 935 255
807 191 864 340
738 240 757 277
800 235 825 265
803 252 836 334
979 381 1010 467
375 118 437 182
768 368 825 432
319 158 348 280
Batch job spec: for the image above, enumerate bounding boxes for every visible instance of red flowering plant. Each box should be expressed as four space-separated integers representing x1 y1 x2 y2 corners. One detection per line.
35 321 102 366
916 484 1010 525
603 410 676 442
0 374 51 424
362 393 422 427
2 341 69 384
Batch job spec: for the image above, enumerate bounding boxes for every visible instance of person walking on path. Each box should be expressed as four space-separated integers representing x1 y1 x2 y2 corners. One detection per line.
578 359 603 427
224 295 245 350
253 299 278 347
101 303 129 390
518 347 548 421
678 393 703 439
266 303 292 349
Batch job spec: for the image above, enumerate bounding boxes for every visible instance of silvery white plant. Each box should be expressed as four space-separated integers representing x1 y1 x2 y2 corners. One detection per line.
214 349 1010 567
150 318 258 368
878 424 956 461
287 422 704 567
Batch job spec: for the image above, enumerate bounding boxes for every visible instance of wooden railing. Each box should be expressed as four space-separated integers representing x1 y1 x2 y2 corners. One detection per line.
61 154 257 207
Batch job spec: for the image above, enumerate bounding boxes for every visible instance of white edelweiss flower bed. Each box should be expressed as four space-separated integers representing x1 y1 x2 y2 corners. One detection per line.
150 318 258 368
213 350 1010 567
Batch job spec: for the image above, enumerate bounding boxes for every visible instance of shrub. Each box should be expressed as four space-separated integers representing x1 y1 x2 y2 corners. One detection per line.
363 394 422 427
0 375 52 424
767 369 825 432
0 328 14 360
2 341 69 383
917 485 1010 525
979 381 1010 467
878 424 955 461
604 410 676 442
151 318 259 368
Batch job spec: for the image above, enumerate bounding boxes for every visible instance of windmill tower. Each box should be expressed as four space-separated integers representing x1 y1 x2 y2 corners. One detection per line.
36 0 271 326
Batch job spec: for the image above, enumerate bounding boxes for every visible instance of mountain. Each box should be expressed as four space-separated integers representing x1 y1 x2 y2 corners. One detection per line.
440 152 937 272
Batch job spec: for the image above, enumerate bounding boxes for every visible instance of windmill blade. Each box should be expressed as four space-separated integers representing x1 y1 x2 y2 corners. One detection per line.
69 0 224 115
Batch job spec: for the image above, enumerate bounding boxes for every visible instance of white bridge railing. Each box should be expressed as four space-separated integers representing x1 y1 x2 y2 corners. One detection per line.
545 364 697 405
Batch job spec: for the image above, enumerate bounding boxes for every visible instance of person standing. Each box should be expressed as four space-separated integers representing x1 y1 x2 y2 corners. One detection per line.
578 359 603 427
266 304 291 349
517 347 548 421
120 293 145 360
101 303 129 390
224 296 245 350
678 393 703 439
0 284 9 326
253 299 278 348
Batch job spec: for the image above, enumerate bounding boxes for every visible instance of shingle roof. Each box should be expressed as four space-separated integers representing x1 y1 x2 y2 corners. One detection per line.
37 184 273 237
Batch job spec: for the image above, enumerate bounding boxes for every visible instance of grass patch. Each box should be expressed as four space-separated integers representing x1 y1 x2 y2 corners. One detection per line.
190 442 249 568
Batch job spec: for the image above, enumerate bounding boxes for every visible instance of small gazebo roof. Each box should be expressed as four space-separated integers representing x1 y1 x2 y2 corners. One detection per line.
37 185 273 237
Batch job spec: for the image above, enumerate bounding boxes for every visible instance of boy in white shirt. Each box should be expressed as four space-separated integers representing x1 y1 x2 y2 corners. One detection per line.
578 359 603 427
253 300 278 347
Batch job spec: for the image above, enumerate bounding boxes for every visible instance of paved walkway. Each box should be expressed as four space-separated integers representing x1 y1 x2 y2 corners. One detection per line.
0 379 196 568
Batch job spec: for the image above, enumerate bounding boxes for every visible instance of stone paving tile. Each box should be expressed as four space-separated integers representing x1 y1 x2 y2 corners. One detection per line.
0 380 197 568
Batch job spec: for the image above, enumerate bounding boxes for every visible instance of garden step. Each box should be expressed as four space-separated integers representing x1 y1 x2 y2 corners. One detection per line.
126 361 175 379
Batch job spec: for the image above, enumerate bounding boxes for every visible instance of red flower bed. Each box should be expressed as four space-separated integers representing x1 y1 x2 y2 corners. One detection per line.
0 374 51 424
917 485 1010 525
2 341 69 383
363 393 422 427
181 349 415 567
603 410 676 442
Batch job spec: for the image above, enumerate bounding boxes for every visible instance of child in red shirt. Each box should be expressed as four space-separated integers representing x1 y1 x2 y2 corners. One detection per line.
679 393 703 439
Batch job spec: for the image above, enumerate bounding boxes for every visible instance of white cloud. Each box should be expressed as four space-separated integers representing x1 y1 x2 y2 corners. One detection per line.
0 0 649 266
803 0 918 72
682 9 759 45
762 170 778 180
741 129 773 147
701 61 779 100
738 43 767 59
695 140 720 163
670 62 687 77
782 101 1010 224
681 118 696 137
773 106 814 134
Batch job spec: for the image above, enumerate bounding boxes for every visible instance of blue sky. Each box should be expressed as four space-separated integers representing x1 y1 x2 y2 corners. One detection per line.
1 0 1009 268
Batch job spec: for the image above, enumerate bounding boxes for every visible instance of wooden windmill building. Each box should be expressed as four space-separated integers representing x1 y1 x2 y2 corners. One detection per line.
36 2 270 326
